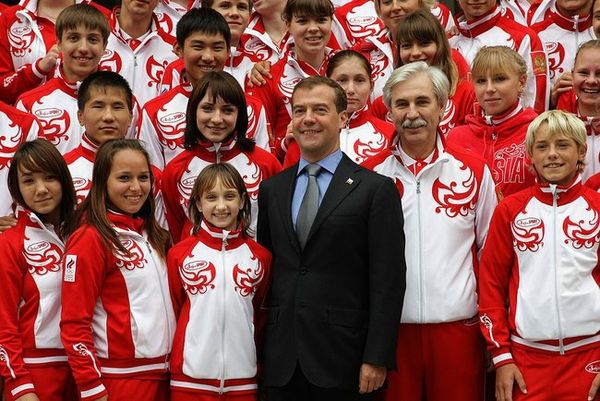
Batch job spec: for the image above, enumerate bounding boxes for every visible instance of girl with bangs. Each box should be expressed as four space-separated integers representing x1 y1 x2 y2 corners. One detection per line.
447 46 538 200
0 139 77 401
162 71 281 244
61 139 176 401
167 163 271 401
371 9 475 136
556 40 600 181
247 0 337 160
283 50 395 167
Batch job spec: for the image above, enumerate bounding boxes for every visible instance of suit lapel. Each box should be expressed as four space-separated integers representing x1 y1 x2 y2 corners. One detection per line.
305 155 360 245
276 166 302 254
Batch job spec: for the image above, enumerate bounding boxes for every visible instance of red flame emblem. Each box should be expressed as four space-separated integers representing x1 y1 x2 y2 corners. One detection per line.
114 239 147 270
243 36 273 61
352 131 387 162
432 163 478 217
512 216 545 252
146 56 168 89
278 65 303 99
158 109 186 150
563 203 600 249
439 99 456 136
232 257 264 297
246 104 258 140
23 239 62 275
34 107 71 147
180 259 216 294
8 19 35 57
545 42 566 81
0 113 24 169
155 13 174 37
99 50 123 73
237 157 262 201
347 3 382 39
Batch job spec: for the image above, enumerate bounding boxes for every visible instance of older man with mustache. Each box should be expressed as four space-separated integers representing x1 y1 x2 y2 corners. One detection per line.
362 61 498 401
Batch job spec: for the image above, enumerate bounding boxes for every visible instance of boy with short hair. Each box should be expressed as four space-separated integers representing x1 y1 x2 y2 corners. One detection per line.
479 110 600 401
139 7 270 171
16 4 110 154
63 70 168 228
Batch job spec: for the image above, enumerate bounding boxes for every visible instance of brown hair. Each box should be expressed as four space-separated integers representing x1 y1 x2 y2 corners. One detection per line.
75 140 170 259
471 46 527 83
188 163 252 237
326 49 373 80
283 0 335 22
184 71 253 151
56 4 110 45
292 76 348 113
8 139 77 239
395 9 458 96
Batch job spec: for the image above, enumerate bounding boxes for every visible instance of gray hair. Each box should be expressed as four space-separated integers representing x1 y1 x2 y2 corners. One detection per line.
382 61 449 109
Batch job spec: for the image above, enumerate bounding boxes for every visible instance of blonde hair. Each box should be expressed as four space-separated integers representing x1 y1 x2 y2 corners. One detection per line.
574 39 600 67
526 110 587 172
472 46 527 82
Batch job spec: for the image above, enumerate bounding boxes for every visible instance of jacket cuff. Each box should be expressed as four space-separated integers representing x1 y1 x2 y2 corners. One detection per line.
79 380 107 400
6 375 35 399
491 348 514 368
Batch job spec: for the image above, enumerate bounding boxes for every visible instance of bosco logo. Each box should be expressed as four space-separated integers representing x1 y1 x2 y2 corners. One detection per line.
515 218 541 228
72 177 87 188
586 360 600 374
182 176 197 187
160 112 185 124
11 26 31 35
35 108 62 119
349 16 376 25
26 241 50 253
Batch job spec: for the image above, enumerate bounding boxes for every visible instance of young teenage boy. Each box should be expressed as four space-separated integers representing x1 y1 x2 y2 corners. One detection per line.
15 4 110 154
479 110 600 401
139 8 270 171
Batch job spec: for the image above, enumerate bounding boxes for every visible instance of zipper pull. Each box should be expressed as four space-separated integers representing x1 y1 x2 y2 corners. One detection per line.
416 180 421 194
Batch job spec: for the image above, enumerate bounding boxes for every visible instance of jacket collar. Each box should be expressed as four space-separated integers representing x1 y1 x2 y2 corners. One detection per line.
549 4 591 31
196 219 244 249
533 175 584 205
108 209 144 233
457 5 502 37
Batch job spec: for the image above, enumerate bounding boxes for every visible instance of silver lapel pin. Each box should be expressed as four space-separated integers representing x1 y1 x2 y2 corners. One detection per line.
346 178 354 185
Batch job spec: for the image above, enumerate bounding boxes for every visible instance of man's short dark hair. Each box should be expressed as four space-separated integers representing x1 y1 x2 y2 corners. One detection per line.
78 71 133 112
291 76 347 113
176 8 231 50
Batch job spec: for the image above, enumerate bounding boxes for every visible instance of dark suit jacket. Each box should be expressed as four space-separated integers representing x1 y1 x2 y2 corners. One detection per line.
257 154 407 390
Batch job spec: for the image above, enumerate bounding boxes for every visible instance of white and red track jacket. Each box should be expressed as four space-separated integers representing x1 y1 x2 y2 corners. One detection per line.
450 5 549 114
530 6 594 86
0 0 109 105
240 12 292 66
15 67 82 154
61 212 176 401
479 177 600 367
446 103 538 199
154 0 187 42
167 220 271 396
161 138 281 243
247 48 334 158
430 2 456 33
0 207 67 400
371 77 476 136
556 90 600 181
283 104 395 168
362 135 497 323
138 79 271 171
500 0 546 25
0 101 39 215
99 10 177 108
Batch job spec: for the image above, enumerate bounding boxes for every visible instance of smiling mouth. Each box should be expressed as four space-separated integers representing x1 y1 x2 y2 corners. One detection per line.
582 88 600 94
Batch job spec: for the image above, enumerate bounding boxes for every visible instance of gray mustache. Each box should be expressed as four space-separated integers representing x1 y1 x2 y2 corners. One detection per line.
402 119 427 128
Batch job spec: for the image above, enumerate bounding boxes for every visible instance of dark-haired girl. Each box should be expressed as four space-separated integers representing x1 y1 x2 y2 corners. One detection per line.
0 139 77 401
61 139 175 401
162 71 281 244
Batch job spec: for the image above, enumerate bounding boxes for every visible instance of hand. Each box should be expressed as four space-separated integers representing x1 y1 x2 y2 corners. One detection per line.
588 372 600 400
0 213 17 232
358 363 386 394
550 71 573 109
247 61 271 87
283 120 294 147
38 44 60 74
15 393 41 401
495 363 527 401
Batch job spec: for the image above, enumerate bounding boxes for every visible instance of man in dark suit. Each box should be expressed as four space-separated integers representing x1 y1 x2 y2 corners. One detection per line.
257 76 406 400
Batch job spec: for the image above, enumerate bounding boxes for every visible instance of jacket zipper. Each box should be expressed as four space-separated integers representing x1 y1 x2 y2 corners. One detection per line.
551 185 565 354
219 234 228 394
